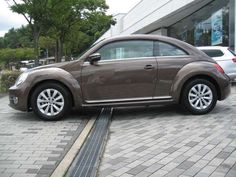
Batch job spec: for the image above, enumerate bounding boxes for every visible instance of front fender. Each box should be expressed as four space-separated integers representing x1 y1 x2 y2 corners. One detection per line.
171 61 227 102
27 67 82 109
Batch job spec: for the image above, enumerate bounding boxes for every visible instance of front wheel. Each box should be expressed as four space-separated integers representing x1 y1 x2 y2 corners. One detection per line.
31 83 72 121
181 79 218 115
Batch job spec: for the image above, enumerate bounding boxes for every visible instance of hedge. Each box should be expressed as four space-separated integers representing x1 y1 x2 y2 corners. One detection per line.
0 70 21 92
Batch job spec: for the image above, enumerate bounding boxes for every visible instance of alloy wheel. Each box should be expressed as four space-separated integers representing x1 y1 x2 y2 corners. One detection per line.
37 89 65 116
188 84 213 110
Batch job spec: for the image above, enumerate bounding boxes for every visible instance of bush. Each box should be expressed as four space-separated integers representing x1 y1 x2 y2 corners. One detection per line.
0 70 21 92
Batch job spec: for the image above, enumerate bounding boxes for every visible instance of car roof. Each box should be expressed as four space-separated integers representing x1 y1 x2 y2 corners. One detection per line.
100 34 204 56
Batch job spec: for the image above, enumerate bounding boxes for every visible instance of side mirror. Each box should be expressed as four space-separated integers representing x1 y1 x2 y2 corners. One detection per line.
88 53 101 65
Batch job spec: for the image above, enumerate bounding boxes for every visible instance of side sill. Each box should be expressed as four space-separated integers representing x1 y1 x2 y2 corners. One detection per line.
82 98 174 107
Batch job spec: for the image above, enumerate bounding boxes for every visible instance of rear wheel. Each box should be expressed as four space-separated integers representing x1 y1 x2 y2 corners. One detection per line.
181 79 217 115
31 83 71 121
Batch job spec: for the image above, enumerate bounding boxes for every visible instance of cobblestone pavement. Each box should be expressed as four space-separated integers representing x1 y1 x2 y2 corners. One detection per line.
98 85 236 177
0 96 94 177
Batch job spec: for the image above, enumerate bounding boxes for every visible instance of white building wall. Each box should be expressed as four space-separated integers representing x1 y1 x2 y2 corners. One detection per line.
122 0 171 33
121 0 194 35
100 0 212 38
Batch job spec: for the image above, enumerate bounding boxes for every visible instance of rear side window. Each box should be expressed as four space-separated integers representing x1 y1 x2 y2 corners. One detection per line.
156 41 188 56
200 50 224 57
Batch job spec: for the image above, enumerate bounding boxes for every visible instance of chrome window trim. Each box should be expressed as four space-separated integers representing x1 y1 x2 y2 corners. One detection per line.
155 55 190 58
83 56 157 66
82 55 191 66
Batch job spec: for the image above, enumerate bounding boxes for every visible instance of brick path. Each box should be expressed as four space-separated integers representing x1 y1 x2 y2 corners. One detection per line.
98 85 236 177
0 96 91 177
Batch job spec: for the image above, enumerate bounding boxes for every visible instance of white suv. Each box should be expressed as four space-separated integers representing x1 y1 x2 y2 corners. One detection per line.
197 46 236 81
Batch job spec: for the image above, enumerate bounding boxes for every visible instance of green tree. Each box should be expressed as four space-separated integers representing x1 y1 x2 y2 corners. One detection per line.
46 0 114 62
0 37 5 48
10 0 51 65
2 26 33 48
0 48 34 68
39 36 56 58
8 0 114 63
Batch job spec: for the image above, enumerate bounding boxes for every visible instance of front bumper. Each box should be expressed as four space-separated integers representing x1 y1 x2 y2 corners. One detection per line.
9 85 29 111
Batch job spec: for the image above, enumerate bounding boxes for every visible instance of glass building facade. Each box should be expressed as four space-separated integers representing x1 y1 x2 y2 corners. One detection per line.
169 0 235 51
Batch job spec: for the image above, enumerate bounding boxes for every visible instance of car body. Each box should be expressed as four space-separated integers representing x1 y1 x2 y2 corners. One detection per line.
197 46 236 81
9 35 231 120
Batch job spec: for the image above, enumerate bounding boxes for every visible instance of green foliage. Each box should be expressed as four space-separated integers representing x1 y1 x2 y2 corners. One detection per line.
7 0 115 61
0 70 21 92
0 48 35 66
1 26 33 49
39 36 56 49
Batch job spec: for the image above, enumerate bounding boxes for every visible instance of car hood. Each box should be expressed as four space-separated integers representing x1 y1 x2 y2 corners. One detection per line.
28 60 82 72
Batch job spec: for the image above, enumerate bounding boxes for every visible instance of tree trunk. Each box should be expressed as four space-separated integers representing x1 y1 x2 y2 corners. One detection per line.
33 26 40 66
55 40 59 63
57 37 63 63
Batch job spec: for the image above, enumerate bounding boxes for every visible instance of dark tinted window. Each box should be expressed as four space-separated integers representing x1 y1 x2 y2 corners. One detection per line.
200 50 224 57
157 42 188 56
97 40 154 60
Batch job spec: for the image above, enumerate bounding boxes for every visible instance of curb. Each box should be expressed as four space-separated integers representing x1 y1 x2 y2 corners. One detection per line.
50 117 97 177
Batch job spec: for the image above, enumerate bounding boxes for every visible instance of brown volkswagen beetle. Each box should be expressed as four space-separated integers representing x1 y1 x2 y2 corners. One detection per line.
9 35 231 120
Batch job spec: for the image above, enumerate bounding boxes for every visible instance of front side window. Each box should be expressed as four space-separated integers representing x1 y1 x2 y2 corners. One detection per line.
97 40 154 60
157 42 188 56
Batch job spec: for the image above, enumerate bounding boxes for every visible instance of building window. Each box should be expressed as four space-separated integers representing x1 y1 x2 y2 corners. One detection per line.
169 0 230 47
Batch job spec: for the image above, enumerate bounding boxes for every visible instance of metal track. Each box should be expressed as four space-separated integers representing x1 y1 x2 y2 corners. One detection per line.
66 108 112 177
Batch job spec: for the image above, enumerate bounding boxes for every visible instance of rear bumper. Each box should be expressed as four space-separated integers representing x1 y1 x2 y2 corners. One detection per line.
218 74 231 101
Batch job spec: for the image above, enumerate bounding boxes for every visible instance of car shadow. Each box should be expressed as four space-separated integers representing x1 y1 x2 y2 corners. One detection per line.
113 104 187 120
112 102 233 121
9 107 101 122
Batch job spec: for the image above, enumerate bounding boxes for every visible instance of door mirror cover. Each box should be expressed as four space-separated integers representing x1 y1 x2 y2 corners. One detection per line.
88 53 101 65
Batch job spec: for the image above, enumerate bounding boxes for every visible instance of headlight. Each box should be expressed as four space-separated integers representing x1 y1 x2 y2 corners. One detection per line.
15 72 29 86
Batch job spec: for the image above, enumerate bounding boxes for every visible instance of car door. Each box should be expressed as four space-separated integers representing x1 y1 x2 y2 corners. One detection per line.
81 40 158 103
154 41 191 97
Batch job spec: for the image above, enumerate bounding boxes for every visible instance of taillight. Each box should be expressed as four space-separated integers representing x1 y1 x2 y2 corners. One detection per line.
215 64 225 74
232 58 236 62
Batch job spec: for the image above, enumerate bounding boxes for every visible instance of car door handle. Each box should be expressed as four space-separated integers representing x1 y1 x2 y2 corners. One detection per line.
144 65 155 70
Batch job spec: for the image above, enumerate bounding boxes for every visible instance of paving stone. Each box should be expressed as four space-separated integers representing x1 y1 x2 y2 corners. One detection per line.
126 165 147 175
111 167 130 176
149 169 168 177
0 96 90 177
195 172 211 177
135 171 152 177
99 168 115 177
163 147 179 154
177 161 195 170
182 166 202 176
26 168 40 174
165 168 185 177
185 141 199 147
133 146 149 153
98 86 236 177
144 162 163 173
216 152 231 159
225 169 236 177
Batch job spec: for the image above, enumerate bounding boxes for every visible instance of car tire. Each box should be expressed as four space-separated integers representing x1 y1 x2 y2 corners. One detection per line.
181 79 217 115
31 83 72 121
